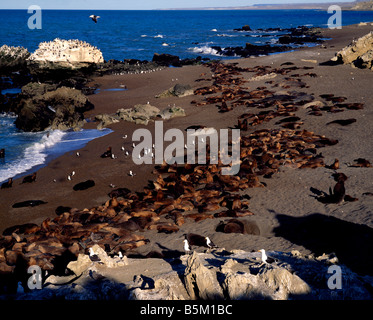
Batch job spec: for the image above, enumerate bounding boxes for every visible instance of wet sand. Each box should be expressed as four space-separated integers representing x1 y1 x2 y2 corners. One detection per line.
1 23 373 271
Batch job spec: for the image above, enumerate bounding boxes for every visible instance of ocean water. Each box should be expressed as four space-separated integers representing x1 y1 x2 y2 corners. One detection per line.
1 9 373 183
1 9 373 61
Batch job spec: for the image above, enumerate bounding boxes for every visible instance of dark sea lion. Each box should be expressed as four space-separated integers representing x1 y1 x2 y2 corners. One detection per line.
326 159 339 170
55 206 72 216
73 180 95 191
216 219 245 234
1 178 12 189
327 119 356 126
184 233 211 248
0 148 4 158
349 158 372 168
22 172 37 184
12 200 47 208
100 147 112 158
2 223 39 236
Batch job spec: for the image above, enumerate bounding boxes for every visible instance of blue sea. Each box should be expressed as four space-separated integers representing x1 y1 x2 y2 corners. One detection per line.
1 9 373 183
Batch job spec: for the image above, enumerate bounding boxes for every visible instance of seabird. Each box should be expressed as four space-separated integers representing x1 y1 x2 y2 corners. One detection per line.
122 135 128 139
205 237 217 249
121 146 125 151
88 248 101 262
128 170 136 177
258 249 276 264
89 15 100 23
183 239 191 254
76 152 80 157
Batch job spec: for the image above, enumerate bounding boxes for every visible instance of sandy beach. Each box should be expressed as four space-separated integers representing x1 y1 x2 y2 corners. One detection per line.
1 23 373 282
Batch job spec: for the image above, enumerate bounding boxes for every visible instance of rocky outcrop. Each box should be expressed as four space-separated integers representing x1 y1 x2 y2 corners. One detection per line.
27 38 104 70
15 85 93 132
95 104 186 128
0 45 30 70
156 84 194 98
332 32 373 70
8 249 373 300
184 252 224 300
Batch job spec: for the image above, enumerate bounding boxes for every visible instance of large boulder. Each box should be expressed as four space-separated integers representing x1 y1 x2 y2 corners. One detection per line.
332 32 373 70
15 86 94 132
27 38 104 70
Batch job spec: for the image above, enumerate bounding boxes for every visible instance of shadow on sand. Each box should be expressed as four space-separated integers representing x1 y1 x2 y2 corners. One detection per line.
273 212 373 276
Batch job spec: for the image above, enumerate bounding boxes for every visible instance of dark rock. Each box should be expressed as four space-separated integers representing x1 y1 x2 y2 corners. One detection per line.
234 25 252 31
15 86 93 132
152 53 181 67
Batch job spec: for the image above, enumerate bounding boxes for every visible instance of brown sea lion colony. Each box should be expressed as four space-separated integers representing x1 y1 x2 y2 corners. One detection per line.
0 61 371 291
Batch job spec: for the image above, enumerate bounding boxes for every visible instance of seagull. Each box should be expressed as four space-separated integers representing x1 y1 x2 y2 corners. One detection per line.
122 135 128 139
121 146 125 151
71 171 75 177
125 151 129 156
76 152 80 157
88 248 101 262
128 170 136 177
89 15 100 23
205 237 217 249
183 239 191 254
118 251 123 258
67 175 72 181
258 249 276 264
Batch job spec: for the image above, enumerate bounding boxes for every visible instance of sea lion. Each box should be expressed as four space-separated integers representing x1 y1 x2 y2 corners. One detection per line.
1 178 12 189
22 172 37 184
327 119 356 126
12 200 47 208
349 158 372 168
184 233 215 248
73 180 95 191
0 149 4 158
100 147 112 158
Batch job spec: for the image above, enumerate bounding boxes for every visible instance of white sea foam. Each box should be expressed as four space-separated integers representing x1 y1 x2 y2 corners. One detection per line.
189 45 221 56
0 130 66 182
154 34 164 38
0 128 112 183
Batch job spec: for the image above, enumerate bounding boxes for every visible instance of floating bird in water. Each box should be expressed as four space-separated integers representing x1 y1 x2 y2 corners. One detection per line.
258 249 276 264
89 15 100 23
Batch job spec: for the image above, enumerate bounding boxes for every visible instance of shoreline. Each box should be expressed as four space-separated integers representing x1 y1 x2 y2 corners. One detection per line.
1 22 373 294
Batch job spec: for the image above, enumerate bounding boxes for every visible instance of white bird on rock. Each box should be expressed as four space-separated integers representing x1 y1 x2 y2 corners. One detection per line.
183 239 191 254
258 249 276 264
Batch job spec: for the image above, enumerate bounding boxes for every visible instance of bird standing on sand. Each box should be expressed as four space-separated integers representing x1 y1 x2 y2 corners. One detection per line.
89 15 100 23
